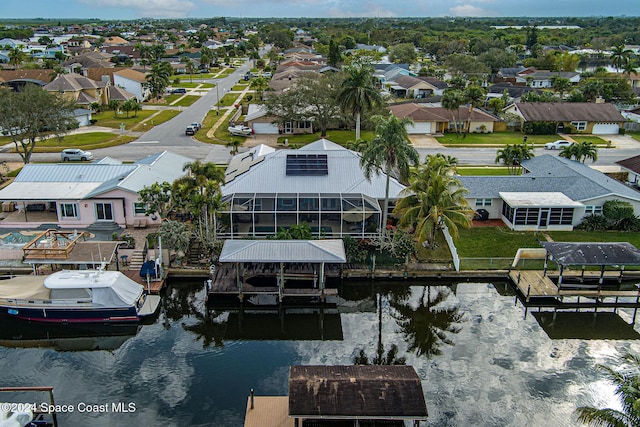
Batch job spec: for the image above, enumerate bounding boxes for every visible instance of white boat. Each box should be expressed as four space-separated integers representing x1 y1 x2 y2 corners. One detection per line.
0 269 161 324
228 125 253 136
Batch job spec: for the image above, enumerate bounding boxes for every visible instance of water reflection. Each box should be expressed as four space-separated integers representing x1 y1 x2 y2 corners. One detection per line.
0 317 139 351
389 285 465 357
533 311 640 340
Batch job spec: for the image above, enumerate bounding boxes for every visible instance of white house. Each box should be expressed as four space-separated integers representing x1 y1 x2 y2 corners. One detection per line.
113 69 149 102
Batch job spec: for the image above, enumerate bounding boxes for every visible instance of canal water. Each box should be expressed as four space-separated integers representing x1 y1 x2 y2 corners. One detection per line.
2 279 639 426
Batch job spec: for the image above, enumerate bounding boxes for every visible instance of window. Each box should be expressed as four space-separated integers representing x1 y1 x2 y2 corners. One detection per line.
133 202 147 216
571 121 587 131
95 203 114 221
475 199 492 207
584 205 603 215
60 203 78 219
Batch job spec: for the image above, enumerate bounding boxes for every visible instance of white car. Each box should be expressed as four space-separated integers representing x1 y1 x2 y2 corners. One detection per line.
544 140 573 150
61 148 93 161
228 125 253 136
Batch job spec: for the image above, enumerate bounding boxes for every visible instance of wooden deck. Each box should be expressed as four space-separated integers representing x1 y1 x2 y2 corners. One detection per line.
244 396 293 427
121 269 165 294
510 270 640 302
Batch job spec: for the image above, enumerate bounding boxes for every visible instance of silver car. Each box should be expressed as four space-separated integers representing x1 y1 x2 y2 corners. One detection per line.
61 148 93 161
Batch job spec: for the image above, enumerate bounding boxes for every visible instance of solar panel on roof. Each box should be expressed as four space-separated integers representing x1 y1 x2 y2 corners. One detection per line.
286 154 328 176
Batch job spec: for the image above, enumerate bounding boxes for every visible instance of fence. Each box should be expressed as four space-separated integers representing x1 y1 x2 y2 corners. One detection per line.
441 223 460 271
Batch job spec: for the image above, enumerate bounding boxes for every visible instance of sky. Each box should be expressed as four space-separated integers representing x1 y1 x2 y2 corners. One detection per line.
3 0 635 20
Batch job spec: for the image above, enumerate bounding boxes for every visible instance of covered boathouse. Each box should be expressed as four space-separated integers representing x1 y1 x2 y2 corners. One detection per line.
209 240 346 304
244 365 429 427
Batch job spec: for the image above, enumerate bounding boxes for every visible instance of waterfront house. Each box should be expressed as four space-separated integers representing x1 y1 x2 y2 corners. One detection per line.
0 151 193 230
459 155 640 231
220 139 405 238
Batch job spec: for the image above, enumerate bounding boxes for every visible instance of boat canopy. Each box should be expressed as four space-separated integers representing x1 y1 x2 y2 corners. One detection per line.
44 270 143 308
0 276 50 300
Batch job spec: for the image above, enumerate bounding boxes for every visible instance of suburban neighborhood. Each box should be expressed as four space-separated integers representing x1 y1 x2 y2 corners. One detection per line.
1 13 640 427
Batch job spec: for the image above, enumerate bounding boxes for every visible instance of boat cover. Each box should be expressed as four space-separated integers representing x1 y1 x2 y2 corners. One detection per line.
0 276 50 300
44 270 143 308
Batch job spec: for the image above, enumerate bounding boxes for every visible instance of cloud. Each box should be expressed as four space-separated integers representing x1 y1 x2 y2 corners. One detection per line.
78 0 196 18
449 4 492 16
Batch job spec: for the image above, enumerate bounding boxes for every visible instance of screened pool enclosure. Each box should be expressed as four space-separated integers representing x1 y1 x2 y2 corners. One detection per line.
219 192 382 238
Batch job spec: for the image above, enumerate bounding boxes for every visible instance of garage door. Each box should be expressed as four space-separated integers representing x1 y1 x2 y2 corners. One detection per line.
592 123 619 134
405 122 432 134
252 123 279 134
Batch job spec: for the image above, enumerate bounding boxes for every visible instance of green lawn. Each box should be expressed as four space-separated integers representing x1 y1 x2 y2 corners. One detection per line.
456 227 544 258
217 93 240 107
437 132 566 146
232 84 249 91
548 230 640 248
92 110 157 129
457 166 512 176
628 131 640 142
571 135 607 145
171 95 199 107
26 132 137 152
276 130 375 146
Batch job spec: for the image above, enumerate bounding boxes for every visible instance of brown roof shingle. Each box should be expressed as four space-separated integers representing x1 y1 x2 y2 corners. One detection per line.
513 102 624 122
288 365 428 419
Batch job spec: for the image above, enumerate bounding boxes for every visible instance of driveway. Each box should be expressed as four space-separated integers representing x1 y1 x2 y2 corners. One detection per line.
408 135 443 148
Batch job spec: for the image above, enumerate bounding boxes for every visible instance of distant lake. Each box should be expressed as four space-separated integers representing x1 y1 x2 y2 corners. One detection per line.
1 279 638 426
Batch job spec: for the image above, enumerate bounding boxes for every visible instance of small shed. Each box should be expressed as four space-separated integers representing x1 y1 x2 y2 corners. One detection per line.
288 365 428 426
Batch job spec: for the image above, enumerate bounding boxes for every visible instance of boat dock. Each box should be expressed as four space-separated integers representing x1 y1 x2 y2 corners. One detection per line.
121 269 165 295
510 270 640 308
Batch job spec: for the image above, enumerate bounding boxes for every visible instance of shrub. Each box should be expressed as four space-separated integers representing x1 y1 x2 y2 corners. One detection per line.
576 214 608 231
614 216 640 232
523 121 557 135
343 235 369 264
603 200 635 221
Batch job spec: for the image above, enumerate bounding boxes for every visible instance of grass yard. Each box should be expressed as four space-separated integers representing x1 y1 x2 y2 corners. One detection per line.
232 84 249 91
548 230 640 248
275 130 375 146
92 110 156 129
456 226 545 258
628 131 640 142
25 132 136 152
171 95 199 107
437 132 566 146
217 93 239 107
456 166 513 176
570 135 607 145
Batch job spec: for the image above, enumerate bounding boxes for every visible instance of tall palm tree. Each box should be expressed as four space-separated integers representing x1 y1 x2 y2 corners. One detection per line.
338 63 382 141
575 353 640 426
462 85 486 137
359 114 419 231
623 59 638 77
441 89 464 137
394 155 473 249
250 76 269 101
8 46 26 69
610 43 632 72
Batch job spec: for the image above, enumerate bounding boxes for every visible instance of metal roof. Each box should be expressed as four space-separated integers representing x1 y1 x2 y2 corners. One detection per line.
288 365 428 419
541 242 640 266
222 139 406 200
499 192 584 207
219 240 346 263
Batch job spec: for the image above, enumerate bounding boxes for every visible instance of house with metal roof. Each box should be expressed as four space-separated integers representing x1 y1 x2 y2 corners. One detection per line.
220 139 405 238
459 154 640 231
0 151 193 230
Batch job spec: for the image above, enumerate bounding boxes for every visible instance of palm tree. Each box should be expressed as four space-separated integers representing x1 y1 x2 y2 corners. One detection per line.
249 76 269 101
441 89 464 137
575 353 640 426
145 61 172 100
610 43 632 72
550 76 571 102
560 141 598 163
394 155 473 249
8 46 26 69
359 114 419 231
226 139 241 155
623 59 638 77
462 85 486 137
338 63 382 141
495 143 534 175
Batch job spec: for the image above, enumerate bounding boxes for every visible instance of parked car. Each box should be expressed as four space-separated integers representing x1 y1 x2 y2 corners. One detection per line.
262 72 272 78
544 140 573 150
185 126 196 136
171 88 187 94
228 125 253 136
191 122 202 131
61 148 93 162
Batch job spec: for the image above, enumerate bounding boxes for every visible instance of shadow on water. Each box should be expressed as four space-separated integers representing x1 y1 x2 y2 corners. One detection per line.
0 317 140 351
532 311 640 340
